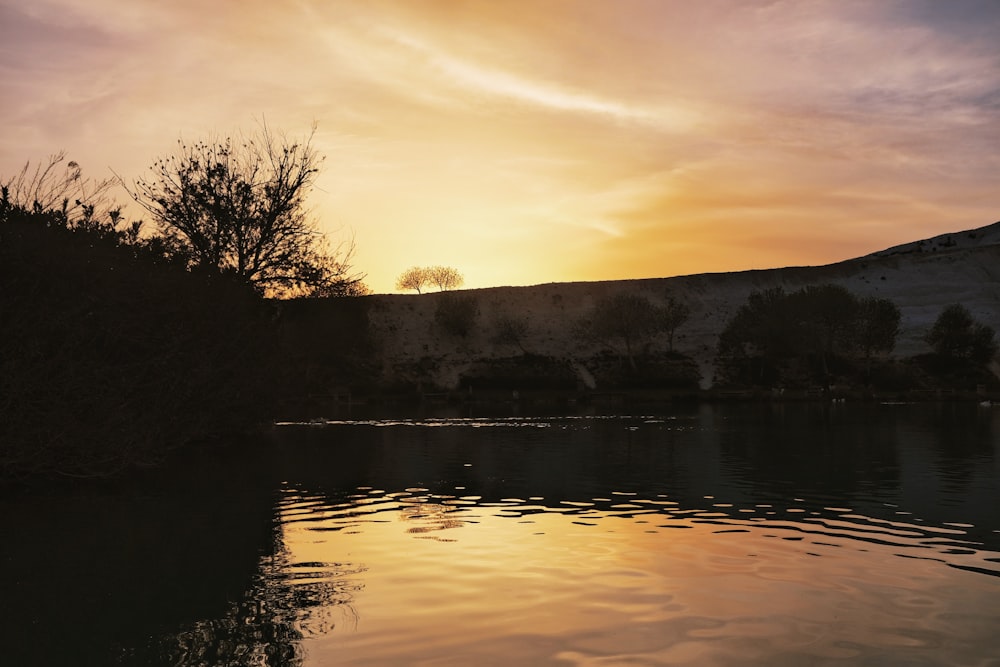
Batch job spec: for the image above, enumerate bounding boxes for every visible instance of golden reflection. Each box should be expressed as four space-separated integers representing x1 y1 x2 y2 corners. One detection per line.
275 489 1000 666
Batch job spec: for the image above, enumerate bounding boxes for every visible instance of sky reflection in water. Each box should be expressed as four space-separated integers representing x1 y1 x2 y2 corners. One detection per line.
265 407 1000 666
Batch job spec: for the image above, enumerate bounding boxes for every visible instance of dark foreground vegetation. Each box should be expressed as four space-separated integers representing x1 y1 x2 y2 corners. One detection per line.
1 137 372 480
0 195 374 480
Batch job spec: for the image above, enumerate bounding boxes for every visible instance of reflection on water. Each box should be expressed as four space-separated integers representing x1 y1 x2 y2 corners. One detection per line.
264 404 1000 666
3 404 1000 665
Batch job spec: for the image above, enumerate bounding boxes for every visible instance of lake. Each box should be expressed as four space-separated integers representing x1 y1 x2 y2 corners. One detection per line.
2 402 999 666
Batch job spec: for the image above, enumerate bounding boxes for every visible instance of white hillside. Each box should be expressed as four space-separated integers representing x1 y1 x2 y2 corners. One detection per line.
367 221 1000 389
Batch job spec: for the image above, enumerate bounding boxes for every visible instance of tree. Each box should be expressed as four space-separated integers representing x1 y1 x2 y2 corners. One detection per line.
856 296 901 360
395 265 463 293
427 265 464 291
588 293 660 369
926 304 997 364
787 284 859 378
126 124 365 298
396 266 429 294
717 287 793 367
659 295 691 352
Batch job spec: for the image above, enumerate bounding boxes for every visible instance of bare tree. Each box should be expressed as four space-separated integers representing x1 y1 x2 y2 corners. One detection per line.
125 123 365 298
427 266 464 291
396 266 429 294
659 295 691 352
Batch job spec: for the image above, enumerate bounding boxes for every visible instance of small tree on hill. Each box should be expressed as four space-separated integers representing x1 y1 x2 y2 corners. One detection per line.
396 266 429 293
427 265 464 291
396 265 463 293
926 304 997 364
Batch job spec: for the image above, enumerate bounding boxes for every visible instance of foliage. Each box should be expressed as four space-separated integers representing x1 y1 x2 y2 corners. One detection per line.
396 265 464 292
458 355 577 391
395 266 429 293
925 304 998 363
659 295 692 352
492 313 530 352
434 294 479 338
717 284 902 387
581 292 693 369
856 296 902 359
585 293 661 369
717 287 792 366
588 350 701 390
427 265 464 291
0 200 277 479
788 284 858 356
126 124 365 298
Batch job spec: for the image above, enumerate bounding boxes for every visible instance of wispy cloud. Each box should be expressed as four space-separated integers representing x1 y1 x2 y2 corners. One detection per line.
1 0 998 291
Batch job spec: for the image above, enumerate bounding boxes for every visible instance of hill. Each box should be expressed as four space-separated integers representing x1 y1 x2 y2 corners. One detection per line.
364 221 1000 391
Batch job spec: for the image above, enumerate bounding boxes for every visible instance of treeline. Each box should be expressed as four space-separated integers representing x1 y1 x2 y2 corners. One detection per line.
715 283 997 392
0 141 370 480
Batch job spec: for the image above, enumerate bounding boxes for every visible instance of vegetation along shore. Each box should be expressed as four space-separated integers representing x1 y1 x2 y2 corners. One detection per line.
3 131 998 480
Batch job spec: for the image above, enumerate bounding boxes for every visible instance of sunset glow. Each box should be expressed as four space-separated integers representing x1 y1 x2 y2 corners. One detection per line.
2 0 998 292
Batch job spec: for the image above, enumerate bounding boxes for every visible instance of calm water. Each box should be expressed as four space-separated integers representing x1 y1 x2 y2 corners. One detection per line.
3 403 1000 666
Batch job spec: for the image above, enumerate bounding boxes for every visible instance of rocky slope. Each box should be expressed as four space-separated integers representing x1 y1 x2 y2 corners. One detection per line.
365 221 1000 390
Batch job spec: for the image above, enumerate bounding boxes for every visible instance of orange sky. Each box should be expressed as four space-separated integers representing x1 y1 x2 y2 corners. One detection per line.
2 0 998 293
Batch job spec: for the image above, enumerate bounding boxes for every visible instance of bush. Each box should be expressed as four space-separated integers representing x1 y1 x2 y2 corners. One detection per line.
434 294 479 338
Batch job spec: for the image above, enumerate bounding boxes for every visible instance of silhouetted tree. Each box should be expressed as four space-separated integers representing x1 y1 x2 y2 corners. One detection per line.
659 295 691 352
718 284 906 387
396 266 429 293
427 265 464 291
395 266 462 293
588 293 660 369
787 284 859 378
926 304 997 363
717 287 793 379
126 124 365 298
856 296 901 360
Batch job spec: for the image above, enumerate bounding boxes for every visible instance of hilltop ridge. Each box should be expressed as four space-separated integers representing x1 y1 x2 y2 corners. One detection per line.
365 221 1000 390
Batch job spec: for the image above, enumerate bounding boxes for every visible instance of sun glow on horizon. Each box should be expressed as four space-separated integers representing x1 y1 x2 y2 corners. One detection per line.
1 1 998 293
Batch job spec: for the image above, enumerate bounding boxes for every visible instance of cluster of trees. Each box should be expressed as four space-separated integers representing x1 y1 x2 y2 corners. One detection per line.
0 126 376 478
925 304 998 364
4 126 366 300
395 265 464 293
717 284 900 385
716 283 998 388
581 292 692 369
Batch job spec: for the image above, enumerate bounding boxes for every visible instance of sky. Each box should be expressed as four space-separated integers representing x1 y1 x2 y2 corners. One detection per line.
1 0 998 293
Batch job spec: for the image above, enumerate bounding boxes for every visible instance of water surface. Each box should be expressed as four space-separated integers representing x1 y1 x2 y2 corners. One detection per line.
3 403 999 665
